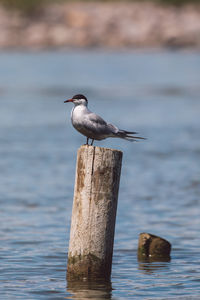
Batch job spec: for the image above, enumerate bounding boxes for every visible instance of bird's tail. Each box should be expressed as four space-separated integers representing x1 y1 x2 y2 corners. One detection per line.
117 130 146 142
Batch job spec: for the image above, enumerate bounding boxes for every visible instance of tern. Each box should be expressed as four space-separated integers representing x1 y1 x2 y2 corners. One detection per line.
64 94 145 145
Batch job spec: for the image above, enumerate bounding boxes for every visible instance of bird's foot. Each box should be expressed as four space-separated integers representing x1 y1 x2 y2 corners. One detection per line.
84 137 89 145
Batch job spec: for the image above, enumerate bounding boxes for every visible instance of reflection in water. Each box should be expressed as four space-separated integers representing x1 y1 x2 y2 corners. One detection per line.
138 257 171 274
67 279 112 300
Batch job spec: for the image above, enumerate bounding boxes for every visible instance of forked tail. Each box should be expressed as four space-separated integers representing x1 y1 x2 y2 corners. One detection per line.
117 130 146 142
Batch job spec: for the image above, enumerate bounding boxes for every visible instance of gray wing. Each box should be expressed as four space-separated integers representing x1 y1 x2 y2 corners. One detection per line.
82 112 118 138
87 112 107 126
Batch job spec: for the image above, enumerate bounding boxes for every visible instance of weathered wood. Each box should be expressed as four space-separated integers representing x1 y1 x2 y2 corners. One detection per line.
67 145 123 280
138 232 171 262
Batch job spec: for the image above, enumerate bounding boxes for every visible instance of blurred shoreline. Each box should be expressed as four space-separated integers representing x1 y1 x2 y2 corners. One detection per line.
0 2 200 50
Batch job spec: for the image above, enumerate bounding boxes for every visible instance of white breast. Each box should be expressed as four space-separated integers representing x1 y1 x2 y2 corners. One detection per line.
71 105 88 127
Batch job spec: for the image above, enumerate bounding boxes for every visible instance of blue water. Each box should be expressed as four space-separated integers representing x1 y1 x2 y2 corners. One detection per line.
0 51 200 299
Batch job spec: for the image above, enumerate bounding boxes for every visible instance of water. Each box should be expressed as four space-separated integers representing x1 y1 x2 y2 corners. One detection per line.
0 50 200 299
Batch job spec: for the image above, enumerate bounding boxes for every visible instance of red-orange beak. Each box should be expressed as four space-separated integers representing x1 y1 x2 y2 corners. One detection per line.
64 99 73 103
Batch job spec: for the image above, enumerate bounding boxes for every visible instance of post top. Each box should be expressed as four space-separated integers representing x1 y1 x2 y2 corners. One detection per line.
79 144 123 154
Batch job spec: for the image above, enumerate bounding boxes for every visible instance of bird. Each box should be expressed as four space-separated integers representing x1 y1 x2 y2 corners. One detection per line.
64 94 145 146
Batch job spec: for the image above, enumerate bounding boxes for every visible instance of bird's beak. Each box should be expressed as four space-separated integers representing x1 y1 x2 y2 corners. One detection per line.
64 99 73 103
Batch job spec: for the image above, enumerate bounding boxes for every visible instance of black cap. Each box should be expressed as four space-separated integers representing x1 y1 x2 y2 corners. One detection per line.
72 94 88 102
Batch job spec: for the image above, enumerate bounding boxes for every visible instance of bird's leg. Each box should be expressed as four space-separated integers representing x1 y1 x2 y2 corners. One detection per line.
91 139 94 146
86 137 89 145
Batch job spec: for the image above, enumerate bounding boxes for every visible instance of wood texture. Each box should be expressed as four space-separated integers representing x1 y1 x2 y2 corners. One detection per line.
67 145 123 280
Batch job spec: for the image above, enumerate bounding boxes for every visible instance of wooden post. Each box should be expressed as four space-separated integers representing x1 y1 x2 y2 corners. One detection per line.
67 145 123 280
138 233 171 262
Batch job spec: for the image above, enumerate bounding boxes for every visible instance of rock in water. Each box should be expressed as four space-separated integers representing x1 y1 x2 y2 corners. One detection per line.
138 232 171 262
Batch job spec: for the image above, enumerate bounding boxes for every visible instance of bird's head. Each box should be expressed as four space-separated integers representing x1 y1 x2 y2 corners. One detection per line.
64 94 88 106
